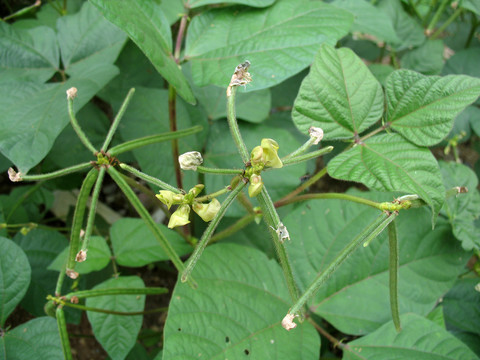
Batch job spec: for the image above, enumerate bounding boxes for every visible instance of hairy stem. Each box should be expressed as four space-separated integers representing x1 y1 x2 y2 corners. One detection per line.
281 147 333 166
388 220 402 332
56 306 73 360
102 88 135 151
226 86 249 163
66 287 168 300
67 95 97 154
168 86 183 190
119 163 180 193
196 165 244 175
278 192 384 210
17 162 92 182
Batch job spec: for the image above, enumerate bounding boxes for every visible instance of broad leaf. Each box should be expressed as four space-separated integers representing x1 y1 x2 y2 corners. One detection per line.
401 39 444 75
343 313 478 359
377 0 425 50
439 161 480 251
0 23 59 83
461 0 480 15
368 64 394 87
284 193 469 335
443 278 480 336
0 237 31 326
90 0 196 104
469 106 480 136
332 0 399 43
327 133 444 222
442 48 480 78
185 0 353 90
0 317 63 359
0 65 118 173
117 87 208 190
187 0 275 8
161 243 320 360
110 218 192 267
292 44 384 139
385 69 480 146
14 228 68 317
87 276 146 360
49 236 112 274
57 2 127 77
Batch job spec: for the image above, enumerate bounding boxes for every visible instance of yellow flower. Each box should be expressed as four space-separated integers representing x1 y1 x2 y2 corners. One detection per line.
168 205 191 229
248 174 263 197
192 198 221 222
156 190 183 209
261 138 283 168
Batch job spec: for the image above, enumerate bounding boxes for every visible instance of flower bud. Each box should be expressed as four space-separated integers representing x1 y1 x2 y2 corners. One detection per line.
250 145 264 165
66 87 77 99
261 138 283 168
248 174 263 197
309 126 324 145
193 198 221 222
168 205 191 229
179 151 203 171
156 190 183 209
189 184 205 198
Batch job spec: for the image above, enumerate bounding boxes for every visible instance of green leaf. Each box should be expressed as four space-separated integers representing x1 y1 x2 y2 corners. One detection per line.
14 228 68 317
117 87 208 189
189 0 275 8
0 64 118 173
443 48 480 78
443 278 480 336
159 0 184 25
284 195 469 335
110 218 192 267
328 133 444 223
439 161 480 251
0 317 63 359
57 2 127 77
161 243 320 360
468 106 480 136
368 64 394 87
401 40 444 75
385 69 480 147
0 22 59 83
444 106 477 143
427 306 446 328
87 276 146 360
0 237 31 326
185 0 353 90
377 0 425 50
90 0 196 104
343 313 478 359
461 0 480 15
332 0 399 43
48 236 112 274
292 44 384 139
204 112 307 217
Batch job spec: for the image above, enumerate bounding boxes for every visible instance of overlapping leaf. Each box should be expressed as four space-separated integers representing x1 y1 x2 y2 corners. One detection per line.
161 243 319 360
90 0 196 104
87 276 146 360
292 44 384 138
185 0 353 90
0 237 31 326
327 133 444 221
401 39 444 75
187 0 275 8
0 23 59 83
344 314 478 359
386 69 480 146
284 193 468 335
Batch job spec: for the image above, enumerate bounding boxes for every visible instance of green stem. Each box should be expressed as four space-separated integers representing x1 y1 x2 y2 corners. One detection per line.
388 220 402 332
168 85 183 190
423 0 438 26
196 186 232 202
67 95 97 154
18 162 92 182
288 212 396 317
278 192 384 210
196 165 244 175
282 137 317 161
56 306 73 360
465 13 478 48
274 168 327 207
66 287 168 300
55 266 66 296
431 7 463 39
181 181 246 282
258 187 299 303
359 123 389 142
281 147 334 166
3 0 42 21
6 181 44 222
66 169 99 278
107 167 195 286
427 0 450 34
108 126 203 156
80 167 106 253
226 86 249 163
209 213 256 244
119 163 180 193
102 88 135 151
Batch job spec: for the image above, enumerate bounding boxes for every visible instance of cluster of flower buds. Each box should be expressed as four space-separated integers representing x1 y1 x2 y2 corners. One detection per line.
247 138 283 197
156 184 221 229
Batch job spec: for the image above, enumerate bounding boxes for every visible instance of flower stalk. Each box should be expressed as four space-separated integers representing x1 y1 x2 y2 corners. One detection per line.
8 162 92 182
388 220 402 332
67 88 97 154
119 163 180 193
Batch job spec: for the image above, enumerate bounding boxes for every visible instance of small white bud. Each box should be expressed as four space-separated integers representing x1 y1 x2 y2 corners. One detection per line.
281 314 297 331
309 127 324 145
8 168 23 182
179 151 203 171
66 87 77 99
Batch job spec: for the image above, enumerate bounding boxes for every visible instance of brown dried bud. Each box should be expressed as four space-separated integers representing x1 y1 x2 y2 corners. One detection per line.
76 250 87 262
8 168 23 182
70 296 79 304
66 268 79 279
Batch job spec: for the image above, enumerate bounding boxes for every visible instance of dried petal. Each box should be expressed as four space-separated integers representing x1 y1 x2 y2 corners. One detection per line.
179 151 203 171
281 314 297 330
